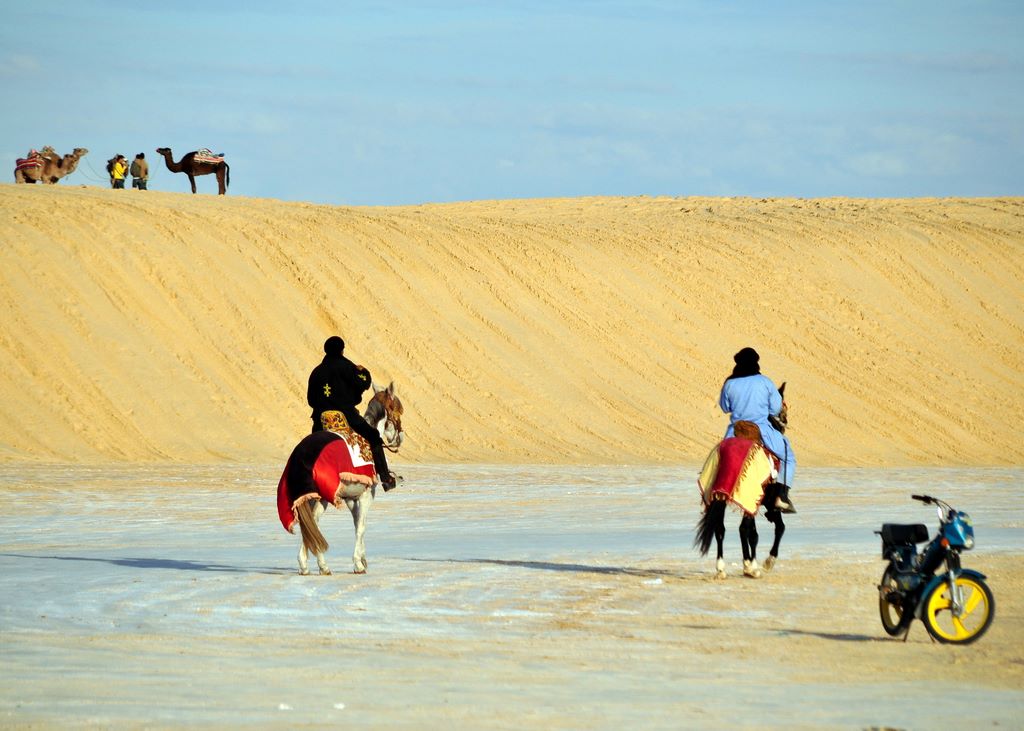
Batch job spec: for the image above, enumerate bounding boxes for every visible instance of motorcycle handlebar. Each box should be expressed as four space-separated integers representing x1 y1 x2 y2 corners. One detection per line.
911 494 933 503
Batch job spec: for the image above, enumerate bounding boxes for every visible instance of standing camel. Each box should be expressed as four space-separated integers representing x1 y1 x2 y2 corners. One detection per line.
14 147 89 184
154 147 230 195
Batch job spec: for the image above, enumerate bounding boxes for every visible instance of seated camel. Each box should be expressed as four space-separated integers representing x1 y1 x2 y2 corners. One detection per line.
14 147 88 184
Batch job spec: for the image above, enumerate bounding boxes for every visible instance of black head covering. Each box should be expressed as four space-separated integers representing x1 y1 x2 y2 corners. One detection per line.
728 347 761 380
323 336 345 356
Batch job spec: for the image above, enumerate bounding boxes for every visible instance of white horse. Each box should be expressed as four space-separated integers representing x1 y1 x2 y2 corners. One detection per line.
277 383 404 575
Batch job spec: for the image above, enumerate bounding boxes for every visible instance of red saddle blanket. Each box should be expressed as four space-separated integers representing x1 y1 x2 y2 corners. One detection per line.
276 430 376 533
194 148 225 164
697 436 777 515
15 156 43 171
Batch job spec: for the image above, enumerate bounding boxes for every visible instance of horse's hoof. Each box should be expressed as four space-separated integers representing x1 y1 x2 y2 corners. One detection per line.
715 570 727 580
354 569 367 575
763 555 776 571
299 568 310 576
319 568 332 576
743 560 763 579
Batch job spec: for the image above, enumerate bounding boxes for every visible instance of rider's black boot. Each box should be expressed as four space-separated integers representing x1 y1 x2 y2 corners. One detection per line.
772 483 796 514
781 484 796 514
370 442 398 491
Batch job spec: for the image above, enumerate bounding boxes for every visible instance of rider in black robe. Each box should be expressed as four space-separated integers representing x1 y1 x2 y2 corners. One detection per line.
306 336 396 490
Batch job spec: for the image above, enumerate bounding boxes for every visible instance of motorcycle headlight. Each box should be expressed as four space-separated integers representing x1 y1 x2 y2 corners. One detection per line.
964 535 975 550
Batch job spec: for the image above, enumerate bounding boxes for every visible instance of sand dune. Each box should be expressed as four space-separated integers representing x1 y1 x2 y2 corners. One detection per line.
1 184 1022 466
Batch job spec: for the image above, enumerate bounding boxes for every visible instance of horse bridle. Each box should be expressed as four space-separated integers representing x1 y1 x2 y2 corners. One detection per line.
366 392 403 452
382 409 403 452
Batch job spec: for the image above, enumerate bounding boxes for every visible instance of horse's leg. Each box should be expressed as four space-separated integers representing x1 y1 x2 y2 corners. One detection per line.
297 535 310 576
763 510 786 571
297 502 314 575
739 516 751 562
350 489 373 573
346 497 362 573
696 497 728 577
740 515 762 578
313 499 332 575
714 512 726 579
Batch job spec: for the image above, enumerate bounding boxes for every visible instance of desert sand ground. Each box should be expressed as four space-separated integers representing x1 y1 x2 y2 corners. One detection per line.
1 185 1023 729
0 463 1022 729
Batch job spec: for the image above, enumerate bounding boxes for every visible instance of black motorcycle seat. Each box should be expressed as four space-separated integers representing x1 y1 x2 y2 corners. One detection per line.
880 523 929 545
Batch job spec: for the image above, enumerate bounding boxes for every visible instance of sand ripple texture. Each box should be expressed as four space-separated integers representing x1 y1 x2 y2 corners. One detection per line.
1 185 1022 465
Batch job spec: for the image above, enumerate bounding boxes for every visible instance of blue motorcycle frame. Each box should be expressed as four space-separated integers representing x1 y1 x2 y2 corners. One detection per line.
876 494 995 644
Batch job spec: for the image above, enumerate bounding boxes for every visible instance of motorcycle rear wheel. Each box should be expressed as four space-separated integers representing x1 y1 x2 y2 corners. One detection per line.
878 567 905 636
922 575 995 644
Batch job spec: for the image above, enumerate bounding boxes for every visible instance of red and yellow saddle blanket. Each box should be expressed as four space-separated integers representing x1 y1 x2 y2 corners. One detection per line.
697 436 777 515
276 418 376 533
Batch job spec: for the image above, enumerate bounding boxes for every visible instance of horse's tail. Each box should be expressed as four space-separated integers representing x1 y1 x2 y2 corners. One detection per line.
296 501 329 554
694 499 726 557
224 162 230 190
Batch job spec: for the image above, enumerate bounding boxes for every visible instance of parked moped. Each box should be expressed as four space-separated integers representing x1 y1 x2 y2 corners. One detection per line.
876 494 994 643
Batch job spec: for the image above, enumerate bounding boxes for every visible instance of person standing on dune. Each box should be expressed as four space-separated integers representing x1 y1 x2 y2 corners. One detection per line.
719 347 796 512
307 336 397 491
109 155 128 189
130 153 148 190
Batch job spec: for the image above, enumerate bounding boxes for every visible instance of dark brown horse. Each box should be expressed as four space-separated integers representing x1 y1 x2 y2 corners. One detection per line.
694 383 792 578
155 147 230 194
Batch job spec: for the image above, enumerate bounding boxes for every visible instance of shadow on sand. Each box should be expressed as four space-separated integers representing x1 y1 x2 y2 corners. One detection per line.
772 628 888 642
403 556 697 579
0 552 288 574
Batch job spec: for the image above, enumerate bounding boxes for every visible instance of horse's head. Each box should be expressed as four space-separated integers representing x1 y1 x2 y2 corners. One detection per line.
365 382 404 452
769 382 788 434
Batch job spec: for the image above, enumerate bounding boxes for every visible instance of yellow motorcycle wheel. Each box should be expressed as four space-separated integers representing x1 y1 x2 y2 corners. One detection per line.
922 575 995 644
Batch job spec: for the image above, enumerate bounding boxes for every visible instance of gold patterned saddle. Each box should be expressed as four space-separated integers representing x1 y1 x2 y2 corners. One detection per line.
320 410 374 465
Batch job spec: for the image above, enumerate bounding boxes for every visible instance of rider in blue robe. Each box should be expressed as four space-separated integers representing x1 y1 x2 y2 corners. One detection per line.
719 347 796 508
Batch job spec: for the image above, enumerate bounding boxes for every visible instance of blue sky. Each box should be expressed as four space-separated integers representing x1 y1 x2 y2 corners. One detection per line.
1 2 1021 205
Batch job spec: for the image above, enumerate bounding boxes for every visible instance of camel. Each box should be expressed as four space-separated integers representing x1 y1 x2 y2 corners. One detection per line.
155 147 230 195
14 147 89 184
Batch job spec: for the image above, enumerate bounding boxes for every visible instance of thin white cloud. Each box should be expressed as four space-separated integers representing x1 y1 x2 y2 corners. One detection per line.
846 153 908 178
0 54 41 77
805 50 1021 75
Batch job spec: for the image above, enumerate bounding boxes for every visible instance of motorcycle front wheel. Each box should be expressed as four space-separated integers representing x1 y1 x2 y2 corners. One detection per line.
922 575 995 644
878 567 905 636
